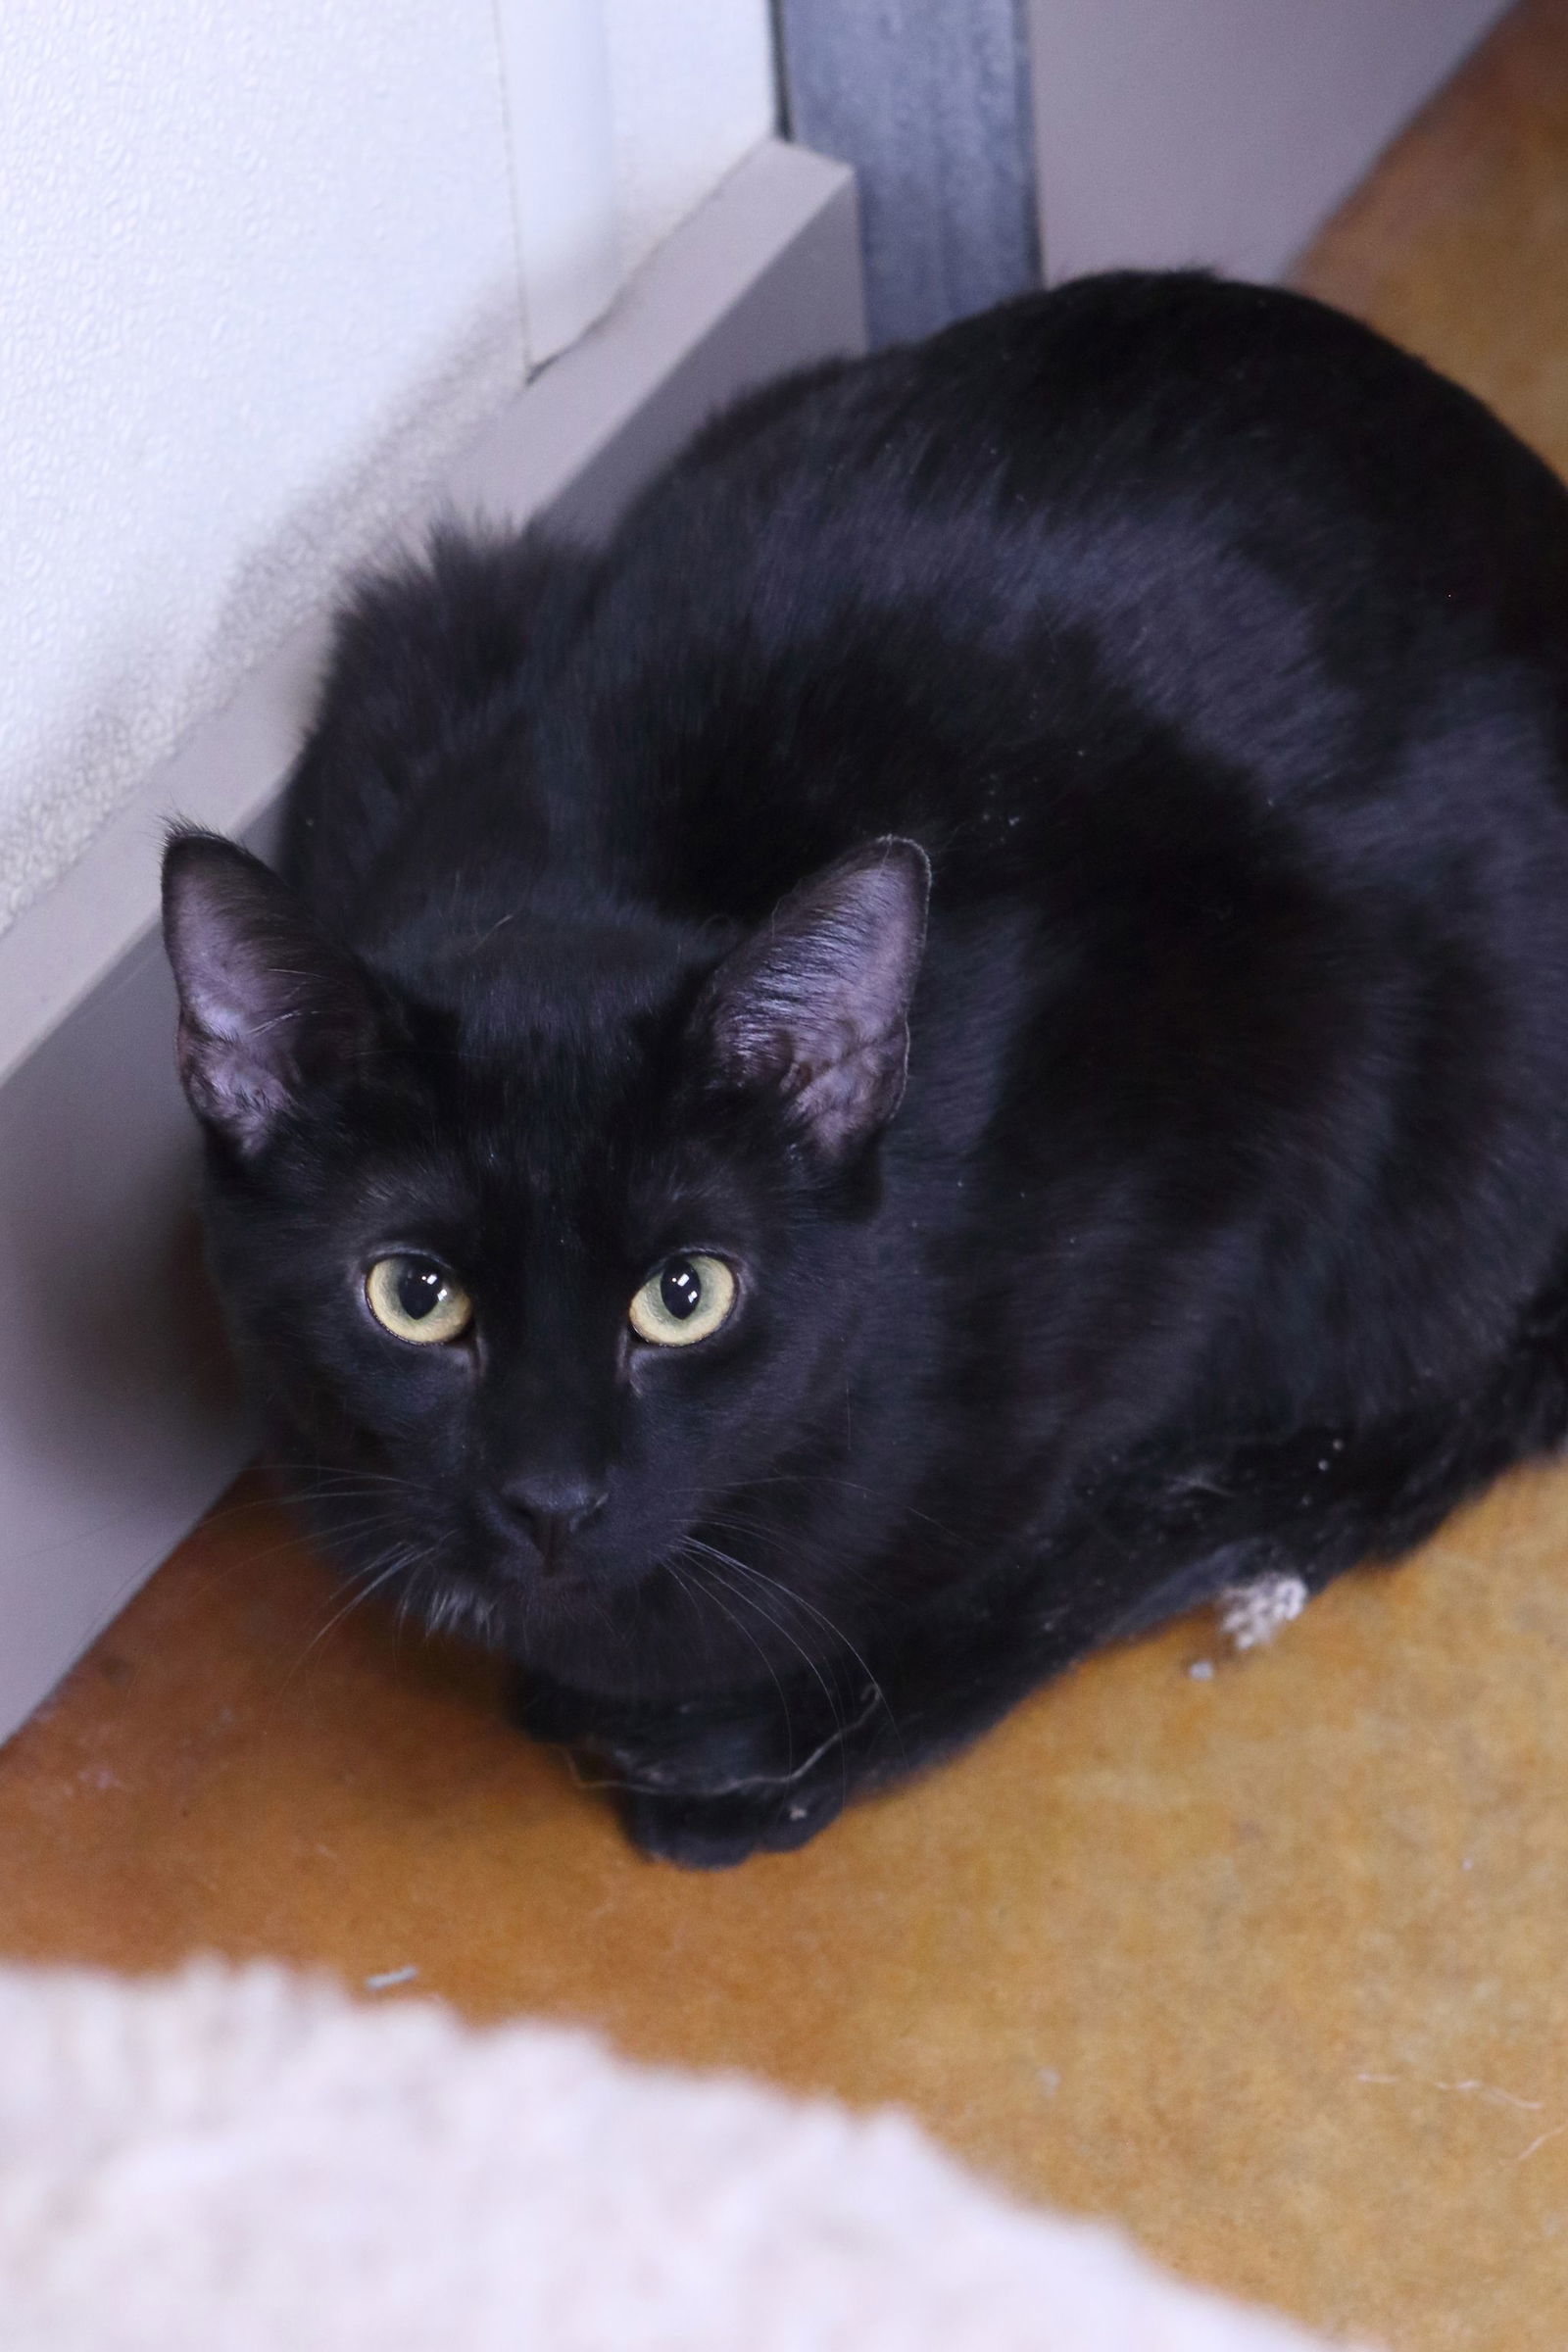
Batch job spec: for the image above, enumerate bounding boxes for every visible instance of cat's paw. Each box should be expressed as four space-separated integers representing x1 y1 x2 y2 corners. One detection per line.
617 1777 846 1869
508 1670 800 1787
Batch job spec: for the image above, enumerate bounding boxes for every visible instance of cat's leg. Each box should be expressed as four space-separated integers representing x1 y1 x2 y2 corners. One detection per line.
507 1664 870 1868
511 1323 1568 1866
575 1589 1069 1867
615 1774 848 1870
613 1382 1568 1866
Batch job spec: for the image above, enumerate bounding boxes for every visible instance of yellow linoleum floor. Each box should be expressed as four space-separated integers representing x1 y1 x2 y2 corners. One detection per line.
6 9 1568 2348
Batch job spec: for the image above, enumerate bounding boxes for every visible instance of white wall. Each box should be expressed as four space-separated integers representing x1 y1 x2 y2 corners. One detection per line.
606 0 778 278
0 0 775 936
1028 0 1509 286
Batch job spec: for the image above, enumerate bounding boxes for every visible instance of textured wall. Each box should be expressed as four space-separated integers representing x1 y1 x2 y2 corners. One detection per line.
0 0 774 936
605 0 777 276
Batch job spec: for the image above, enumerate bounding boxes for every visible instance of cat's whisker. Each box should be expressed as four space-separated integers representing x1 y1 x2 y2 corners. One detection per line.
280 1489 422 1518
584 1587 633 1663
686 1531 903 1768
661 1555 712 1643
181 1518 416 1599
266 1456 415 1482
273 1482 424 1518
313 1555 419 1642
695 1530 867 1655
691 1561 852 1812
678 1542 851 1786
181 1492 304 1533
276 1491 425 1521
286 1542 436 1675
665 1548 798 1774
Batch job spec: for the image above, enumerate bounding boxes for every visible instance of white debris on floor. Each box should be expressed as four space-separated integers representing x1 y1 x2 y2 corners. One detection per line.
1218 1574 1310 1652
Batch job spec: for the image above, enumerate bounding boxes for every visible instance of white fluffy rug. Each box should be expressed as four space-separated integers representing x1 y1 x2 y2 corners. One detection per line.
0 1962 1368 2349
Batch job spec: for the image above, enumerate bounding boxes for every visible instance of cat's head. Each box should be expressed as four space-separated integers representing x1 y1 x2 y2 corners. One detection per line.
162 829 927 1683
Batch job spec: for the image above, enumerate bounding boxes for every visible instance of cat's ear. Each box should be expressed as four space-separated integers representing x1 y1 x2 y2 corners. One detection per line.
161 830 380 1155
694 837 930 1159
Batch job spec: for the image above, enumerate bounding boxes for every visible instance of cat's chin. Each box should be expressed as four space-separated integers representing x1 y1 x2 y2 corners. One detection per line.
411 1537 676 1678
416 1565 605 1651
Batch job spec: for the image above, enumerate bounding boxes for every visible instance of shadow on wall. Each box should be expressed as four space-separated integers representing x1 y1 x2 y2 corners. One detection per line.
0 933 247 1733
0 294 526 939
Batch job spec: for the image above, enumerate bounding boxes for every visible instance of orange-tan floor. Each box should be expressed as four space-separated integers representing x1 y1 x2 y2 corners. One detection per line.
1294 0 1568 480
6 10 1568 2351
6 1470 1568 2349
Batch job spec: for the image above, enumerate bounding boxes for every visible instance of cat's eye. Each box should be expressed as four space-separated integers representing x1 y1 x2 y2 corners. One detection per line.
628 1254 737 1348
365 1254 473 1347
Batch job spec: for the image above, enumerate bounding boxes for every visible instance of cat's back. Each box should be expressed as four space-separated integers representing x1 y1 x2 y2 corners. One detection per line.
287 271 1568 938
270 272 1568 1432
616 270 1568 643
526 271 1565 937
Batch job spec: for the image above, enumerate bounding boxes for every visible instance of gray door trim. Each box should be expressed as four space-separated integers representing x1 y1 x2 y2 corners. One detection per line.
775 0 1041 346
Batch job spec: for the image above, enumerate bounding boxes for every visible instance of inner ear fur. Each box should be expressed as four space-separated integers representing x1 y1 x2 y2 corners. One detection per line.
162 828 381 1156
693 836 930 1159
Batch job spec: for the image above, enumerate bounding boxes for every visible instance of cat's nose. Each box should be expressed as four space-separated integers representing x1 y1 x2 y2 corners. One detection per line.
497 1475 608 1568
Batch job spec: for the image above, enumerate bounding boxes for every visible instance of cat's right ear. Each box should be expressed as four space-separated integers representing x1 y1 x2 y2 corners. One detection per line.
692 837 930 1161
161 830 380 1155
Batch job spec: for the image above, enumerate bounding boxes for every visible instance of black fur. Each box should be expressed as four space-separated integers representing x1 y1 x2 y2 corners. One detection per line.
163 272 1568 1867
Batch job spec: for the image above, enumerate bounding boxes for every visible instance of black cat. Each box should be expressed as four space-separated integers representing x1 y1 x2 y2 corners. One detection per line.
163 271 1568 1867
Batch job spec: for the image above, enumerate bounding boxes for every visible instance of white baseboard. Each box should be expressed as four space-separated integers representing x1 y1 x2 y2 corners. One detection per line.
0 139 863 1748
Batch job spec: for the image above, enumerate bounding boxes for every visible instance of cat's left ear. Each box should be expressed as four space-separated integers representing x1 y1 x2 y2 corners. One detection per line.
693 837 930 1160
162 829 381 1156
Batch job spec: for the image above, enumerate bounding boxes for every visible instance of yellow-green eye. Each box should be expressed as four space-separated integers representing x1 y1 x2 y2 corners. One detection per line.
365 1254 473 1346
628 1253 736 1347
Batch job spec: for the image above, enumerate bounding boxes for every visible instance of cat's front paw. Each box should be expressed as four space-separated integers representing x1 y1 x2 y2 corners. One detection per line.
617 1775 846 1869
507 1665 862 1863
